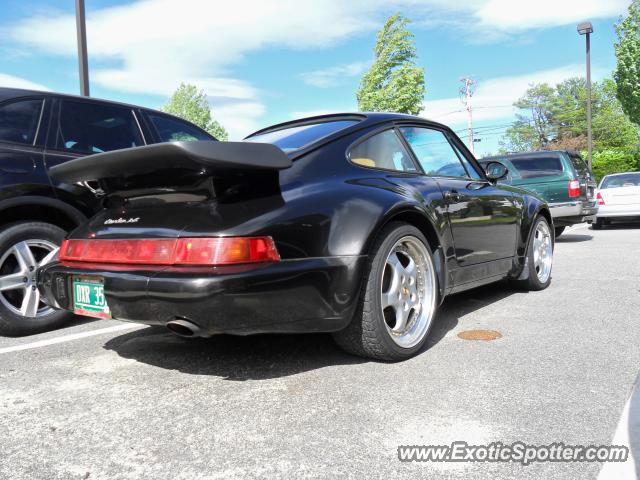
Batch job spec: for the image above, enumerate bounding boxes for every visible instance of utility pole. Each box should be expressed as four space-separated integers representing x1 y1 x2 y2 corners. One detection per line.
460 77 476 154
577 22 594 171
75 0 90 96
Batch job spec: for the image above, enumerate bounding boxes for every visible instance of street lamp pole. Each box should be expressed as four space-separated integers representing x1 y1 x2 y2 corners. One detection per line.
578 22 593 171
75 0 90 97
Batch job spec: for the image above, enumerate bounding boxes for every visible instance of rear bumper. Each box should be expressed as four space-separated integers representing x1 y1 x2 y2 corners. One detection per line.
548 200 598 225
596 204 640 218
38 256 367 335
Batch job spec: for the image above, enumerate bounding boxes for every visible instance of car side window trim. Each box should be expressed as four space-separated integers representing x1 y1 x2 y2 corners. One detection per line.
443 131 486 181
345 126 422 174
397 124 481 181
132 110 148 145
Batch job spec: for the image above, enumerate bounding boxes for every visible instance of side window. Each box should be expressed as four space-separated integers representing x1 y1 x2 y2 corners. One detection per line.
55 100 143 154
451 142 482 179
348 129 418 173
399 127 468 178
0 99 43 145
147 113 213 142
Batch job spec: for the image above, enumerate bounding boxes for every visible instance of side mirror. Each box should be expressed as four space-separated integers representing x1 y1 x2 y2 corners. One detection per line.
484 161 508 182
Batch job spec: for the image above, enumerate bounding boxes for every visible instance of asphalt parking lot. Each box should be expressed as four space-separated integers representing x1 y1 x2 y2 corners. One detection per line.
1 223 639 480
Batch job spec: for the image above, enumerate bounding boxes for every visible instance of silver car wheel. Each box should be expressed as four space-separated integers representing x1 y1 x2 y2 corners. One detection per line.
0 240 59 318
532 220 553 283
380 235 436 349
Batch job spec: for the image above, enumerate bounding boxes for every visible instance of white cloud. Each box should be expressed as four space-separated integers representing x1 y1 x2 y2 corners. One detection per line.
477 0 629 32
423 63 607 127
300 61 370 88
5 0 628 138
0 73 49 91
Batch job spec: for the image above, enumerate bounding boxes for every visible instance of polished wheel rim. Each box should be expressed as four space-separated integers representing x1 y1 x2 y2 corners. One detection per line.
0 240 59 318
532 221 553 283
380 236 436 349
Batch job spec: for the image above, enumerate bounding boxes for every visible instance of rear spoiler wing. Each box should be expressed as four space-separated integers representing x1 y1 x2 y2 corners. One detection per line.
49 141 292 183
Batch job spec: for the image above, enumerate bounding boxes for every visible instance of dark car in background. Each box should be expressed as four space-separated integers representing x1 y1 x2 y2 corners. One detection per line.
481 151 598 237
0 87 215 335
38 113 553 361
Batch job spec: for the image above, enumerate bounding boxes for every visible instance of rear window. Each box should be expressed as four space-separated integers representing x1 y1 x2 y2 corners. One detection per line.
147 113 213 142
55 100 143 154
245 120 359 152
601 173 640 188
568 153 593 180
509 156 563 179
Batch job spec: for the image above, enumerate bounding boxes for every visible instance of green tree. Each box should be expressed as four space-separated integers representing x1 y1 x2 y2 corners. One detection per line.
501 84 556 151
501 78 639 153
615 0 640 125
357 14 425 115
163 83 228 140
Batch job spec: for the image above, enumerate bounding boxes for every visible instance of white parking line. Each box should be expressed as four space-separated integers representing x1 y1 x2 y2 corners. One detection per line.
597 378 639 479
0 323 145 354
564 223 589 234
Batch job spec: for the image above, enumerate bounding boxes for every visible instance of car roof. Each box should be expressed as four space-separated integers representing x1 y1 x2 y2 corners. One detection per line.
482 150 570 161
245 112 450 138
0 87 153 110
0 86 215 139
602 171 640 177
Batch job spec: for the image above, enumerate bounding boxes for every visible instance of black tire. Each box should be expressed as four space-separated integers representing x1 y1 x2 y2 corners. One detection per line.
554 226 566 238
591 218 604 230
0 222 73 336
512 216 553 291
332 222 438 361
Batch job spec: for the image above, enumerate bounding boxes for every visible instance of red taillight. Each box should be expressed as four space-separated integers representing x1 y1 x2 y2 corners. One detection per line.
596 191 605 205
568 180 581 198
60 237 280 266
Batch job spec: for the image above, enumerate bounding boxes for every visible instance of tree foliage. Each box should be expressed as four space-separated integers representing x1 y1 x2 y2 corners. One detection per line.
357 14 425 115
163 83 228 140
590 148 639 182
615 0 640 126
501 78 639 153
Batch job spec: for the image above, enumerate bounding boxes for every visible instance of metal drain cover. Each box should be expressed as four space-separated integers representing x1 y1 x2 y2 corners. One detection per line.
457 329 502 341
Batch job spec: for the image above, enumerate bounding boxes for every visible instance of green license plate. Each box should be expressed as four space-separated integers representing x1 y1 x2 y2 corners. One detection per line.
73 276 111 319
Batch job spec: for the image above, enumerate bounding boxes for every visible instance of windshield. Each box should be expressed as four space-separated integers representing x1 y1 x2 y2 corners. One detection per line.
601 173 640 188
245 120 359 152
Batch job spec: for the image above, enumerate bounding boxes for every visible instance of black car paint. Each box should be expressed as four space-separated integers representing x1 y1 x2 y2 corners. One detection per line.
0 88 215 229
39 113 551 335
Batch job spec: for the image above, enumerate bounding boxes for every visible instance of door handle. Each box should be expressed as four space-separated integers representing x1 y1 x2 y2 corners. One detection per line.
444 190 461 202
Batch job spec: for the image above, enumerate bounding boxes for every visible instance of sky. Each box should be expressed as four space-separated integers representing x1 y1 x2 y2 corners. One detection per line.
0 0 632 156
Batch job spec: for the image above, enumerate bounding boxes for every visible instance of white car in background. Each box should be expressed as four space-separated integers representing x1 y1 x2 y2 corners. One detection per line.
593 172 640 229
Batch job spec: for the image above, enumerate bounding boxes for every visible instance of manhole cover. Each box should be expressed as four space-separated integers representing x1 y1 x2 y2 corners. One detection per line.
457 329 502 341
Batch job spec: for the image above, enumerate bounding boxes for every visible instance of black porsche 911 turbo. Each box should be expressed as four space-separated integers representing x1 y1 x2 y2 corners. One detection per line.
37 113 554 360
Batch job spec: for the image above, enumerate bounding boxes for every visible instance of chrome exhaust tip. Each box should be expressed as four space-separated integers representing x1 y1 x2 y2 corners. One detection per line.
166 319 203 338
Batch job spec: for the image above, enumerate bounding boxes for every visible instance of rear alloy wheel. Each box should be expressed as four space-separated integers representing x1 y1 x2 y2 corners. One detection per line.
554 226 566 238
512 216 553 291
0 222 73 336
333 223 438 361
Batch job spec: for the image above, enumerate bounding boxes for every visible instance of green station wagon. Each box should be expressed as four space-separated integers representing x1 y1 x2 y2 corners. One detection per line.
481 151 598 237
